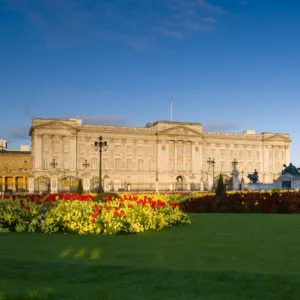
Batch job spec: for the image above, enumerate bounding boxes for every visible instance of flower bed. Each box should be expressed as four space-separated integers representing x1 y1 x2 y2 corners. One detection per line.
0 193 191 234
180 190 300 213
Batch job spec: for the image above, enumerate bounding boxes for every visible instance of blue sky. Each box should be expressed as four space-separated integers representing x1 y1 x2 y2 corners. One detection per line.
1 0 300 165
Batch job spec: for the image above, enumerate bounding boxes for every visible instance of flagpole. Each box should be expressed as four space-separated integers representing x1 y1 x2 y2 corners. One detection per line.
170 96 173 121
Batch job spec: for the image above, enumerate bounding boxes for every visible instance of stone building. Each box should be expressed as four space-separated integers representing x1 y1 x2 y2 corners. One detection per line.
29 118 291 193
0 147 32 192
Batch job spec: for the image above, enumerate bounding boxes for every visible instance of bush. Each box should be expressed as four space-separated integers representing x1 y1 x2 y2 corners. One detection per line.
77 179 83 195
215 174 226 199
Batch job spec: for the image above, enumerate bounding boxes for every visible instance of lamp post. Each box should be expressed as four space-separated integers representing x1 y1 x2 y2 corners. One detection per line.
82 159 90 169
232 158 238 169
94 136 108 193
50 158 58 169
207 157 215 190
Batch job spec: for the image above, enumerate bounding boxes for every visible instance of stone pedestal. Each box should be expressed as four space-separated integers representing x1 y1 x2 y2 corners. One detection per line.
240 178 245 190
207 175 213 191
155 180 159 193
83 176 90 193
232 170 239 190
50 176 58 194
28 175 35 193
200 180 204 192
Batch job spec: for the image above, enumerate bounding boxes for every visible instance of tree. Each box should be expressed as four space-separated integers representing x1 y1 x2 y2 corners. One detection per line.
77 178 84 195
215 174 226 199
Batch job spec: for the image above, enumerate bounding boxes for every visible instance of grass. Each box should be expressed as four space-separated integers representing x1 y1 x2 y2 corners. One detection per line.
1 214 300 299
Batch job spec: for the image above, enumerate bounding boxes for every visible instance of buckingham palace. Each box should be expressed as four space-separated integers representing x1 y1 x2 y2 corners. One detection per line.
28 117 291 193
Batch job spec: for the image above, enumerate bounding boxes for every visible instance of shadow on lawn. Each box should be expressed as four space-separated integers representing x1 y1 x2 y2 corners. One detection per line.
0 289 54 300
1 258 300 300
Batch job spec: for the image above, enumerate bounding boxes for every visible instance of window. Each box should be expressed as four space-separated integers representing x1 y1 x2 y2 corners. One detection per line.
230 150 234 158
79 145 85 154
115 159 121 170
148 160 155 171
148 146 153 156
138 159 143 171
248 150 251 158
275 150 279 159
281 150 284 159
127 146 132 155
256 151 260 159
63 143 69 153
138 147 143 155
221 150 225 157
127 159 132 170
239 150 243 158
103 159 109 170
269 151 273 159
13 160 18 164
43 143 48 152
24 160 28 164
92 160 97 170
64 160 69 170
220 161 225 171
248 162 252 172
115 145 121 155
43 159 48 170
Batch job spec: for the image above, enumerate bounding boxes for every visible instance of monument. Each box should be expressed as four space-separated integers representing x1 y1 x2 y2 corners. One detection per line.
248 163 300 190
231 159 240 190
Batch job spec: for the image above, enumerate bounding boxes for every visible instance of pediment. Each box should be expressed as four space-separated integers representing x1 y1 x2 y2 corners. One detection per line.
157 125 201 137
264 134 290 142
30 120 76 135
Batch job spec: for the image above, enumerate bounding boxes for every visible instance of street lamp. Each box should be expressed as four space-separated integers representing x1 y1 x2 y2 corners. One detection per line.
50 158 58 169
207 157 215 190
82 159 90 169
94 136 108 193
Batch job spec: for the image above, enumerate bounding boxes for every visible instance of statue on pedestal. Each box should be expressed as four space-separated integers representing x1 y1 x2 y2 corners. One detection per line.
282 163 300 176
247 169 259 183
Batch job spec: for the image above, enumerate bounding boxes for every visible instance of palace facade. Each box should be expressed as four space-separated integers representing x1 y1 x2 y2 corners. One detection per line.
29 118 291 193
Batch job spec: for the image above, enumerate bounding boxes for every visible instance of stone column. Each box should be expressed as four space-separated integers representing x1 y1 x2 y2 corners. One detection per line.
12 176 16 191
285 146 290 165
157 140 162 173
182 142 186 171
35 134 43 170
232 169 240 190
174 140 177 171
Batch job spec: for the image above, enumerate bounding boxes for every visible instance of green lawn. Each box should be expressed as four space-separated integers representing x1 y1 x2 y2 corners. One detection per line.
1 214 300 300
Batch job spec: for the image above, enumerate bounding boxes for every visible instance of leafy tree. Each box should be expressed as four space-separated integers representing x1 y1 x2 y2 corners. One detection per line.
77 178 84 195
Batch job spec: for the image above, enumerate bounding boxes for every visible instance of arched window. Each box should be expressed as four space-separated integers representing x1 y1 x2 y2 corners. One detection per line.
91 159 97 170
148 160 155 171
43 159 48 170
127 159 132 171
115 159 121 170
138 159 143 171
103 158 109 170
